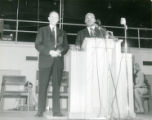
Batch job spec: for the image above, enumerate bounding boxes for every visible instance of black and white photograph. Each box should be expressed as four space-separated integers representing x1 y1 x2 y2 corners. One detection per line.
0 0 152 120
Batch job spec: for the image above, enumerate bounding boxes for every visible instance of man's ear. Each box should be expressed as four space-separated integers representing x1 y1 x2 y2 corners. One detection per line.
84 19 87 24
48 17 50 21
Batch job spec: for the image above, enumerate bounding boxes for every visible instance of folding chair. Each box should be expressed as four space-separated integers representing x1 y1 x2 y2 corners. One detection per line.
0 75 29 111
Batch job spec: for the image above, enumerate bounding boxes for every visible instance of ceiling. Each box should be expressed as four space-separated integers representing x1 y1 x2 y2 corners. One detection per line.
0 0 151 27
64 0 151 27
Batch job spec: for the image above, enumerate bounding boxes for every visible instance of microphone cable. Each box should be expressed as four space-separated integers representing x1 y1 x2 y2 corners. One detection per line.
103 34 126 120
94 36 103 118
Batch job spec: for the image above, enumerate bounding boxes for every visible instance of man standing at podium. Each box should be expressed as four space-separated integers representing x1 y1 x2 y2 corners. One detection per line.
76 12 106 48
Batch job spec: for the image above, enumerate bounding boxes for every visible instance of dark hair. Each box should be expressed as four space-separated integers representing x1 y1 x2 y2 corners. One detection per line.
24 81 33 87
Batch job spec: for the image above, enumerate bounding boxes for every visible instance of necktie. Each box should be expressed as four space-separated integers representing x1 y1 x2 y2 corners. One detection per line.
52 27 56 48
90 28 94 37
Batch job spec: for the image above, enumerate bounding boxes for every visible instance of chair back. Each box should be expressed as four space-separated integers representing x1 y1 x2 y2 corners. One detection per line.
2 75 26 85
0 75 28 111
1 75 26 92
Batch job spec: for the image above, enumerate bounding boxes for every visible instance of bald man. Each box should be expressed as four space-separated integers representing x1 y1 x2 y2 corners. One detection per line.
35 11 69 117
76 12 106 48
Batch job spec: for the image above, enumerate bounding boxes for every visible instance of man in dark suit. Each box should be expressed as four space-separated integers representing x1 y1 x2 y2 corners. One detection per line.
76 12 106 48
35 11 69 117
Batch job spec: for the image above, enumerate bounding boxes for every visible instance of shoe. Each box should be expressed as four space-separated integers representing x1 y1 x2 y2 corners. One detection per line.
53 112 63 117
35 112 43 117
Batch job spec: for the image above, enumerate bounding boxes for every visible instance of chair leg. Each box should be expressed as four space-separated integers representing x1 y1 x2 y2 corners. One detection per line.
0 95 4 111
0 87 5 111
27 91 30 111
67 98 68 111
143 99 149 113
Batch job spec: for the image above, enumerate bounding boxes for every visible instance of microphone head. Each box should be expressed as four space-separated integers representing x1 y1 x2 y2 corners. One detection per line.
96 19 101 26
120 17 126 25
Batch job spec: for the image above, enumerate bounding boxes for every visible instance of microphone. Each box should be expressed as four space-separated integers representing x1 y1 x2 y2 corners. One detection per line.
120 17 127 29
95 19 107 32
96 19 114 39
120 17 128 52
96 19 101 26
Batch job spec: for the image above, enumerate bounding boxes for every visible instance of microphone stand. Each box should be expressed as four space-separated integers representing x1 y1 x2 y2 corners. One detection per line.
123 24 132 120
124 25 128 53
98 25 120 120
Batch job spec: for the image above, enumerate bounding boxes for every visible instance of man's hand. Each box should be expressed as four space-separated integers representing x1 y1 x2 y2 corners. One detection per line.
49 50 61 57
56 50 61 56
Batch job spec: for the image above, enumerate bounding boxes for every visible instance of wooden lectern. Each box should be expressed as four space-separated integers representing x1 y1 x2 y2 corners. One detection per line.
68 38 135 119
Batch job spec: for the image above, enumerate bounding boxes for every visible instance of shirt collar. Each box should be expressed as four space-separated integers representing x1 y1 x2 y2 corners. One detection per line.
87 25 95 30
49 25 56 31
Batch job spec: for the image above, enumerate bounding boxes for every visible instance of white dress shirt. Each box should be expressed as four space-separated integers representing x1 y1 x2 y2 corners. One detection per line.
87 25 95 36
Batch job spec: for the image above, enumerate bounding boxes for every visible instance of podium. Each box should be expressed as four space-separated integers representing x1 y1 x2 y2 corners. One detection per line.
68 38 135 119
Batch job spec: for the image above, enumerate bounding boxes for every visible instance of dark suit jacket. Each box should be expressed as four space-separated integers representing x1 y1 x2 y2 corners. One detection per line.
35 26 69 69
75 27 106 47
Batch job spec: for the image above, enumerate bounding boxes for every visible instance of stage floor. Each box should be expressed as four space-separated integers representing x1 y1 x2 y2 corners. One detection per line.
0 111 152 120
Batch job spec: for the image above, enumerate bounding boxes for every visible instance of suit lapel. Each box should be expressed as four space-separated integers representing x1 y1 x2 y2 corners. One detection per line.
94 27 104 38
56 27 61 38
84 28 90 37
46 26 53 39
47 26 55 36
56 28 64 45
94 27 100 37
